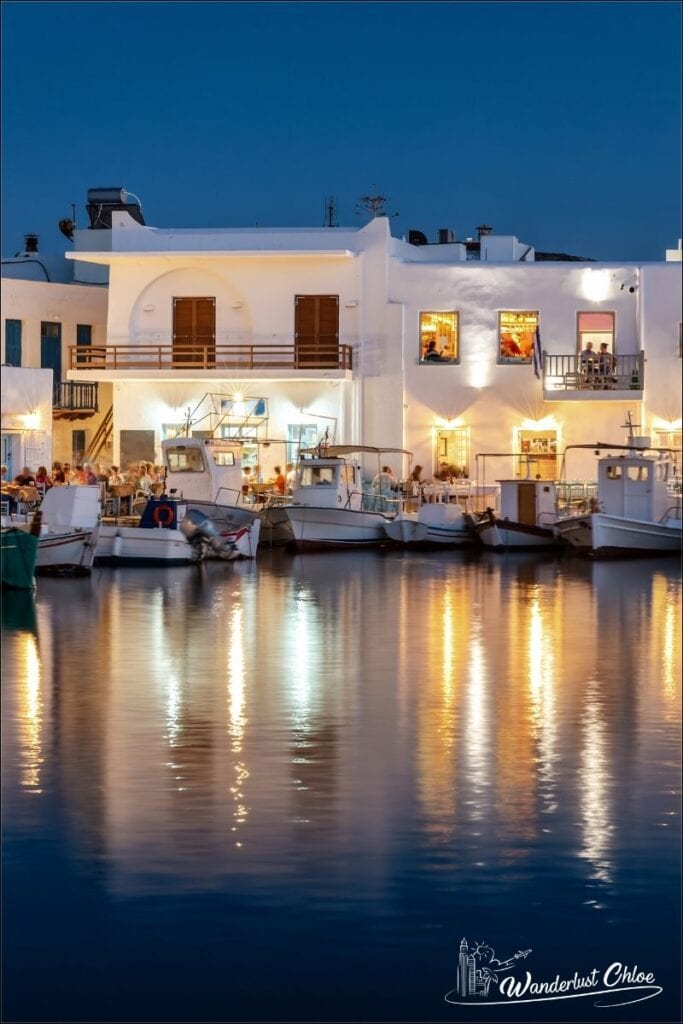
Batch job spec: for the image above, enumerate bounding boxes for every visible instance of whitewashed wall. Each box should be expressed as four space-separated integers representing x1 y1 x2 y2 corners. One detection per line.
1 366 53 473
1 278 108 366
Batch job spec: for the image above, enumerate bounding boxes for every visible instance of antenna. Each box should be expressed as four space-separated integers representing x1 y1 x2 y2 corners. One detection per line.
323 195 338 228
355 185 399 220
622 411 640 441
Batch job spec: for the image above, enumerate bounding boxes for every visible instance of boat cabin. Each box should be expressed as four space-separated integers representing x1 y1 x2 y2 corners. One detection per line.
598 453 676 522
292 451 364 510
497 479 558 526
162 438 243 505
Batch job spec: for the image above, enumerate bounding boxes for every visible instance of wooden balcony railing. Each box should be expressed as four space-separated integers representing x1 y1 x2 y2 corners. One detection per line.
53 380 99 412
68 343 353 372
542 351 644 393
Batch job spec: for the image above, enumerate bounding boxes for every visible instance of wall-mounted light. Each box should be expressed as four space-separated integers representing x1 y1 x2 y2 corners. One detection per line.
143 303 155 312
581 268 611 303
344 300 358 308
232 301 244 309
21 411 41 430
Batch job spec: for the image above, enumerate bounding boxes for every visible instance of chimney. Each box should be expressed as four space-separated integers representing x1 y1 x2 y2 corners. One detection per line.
477 224 493 239
24 234 39 253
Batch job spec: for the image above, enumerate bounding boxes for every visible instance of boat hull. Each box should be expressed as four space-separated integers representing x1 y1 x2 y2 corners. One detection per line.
35 527 99 573
1 529 39 589
476 517 560 550
171 499 264 555
285 506 393 549
554 512 682 557
94 525 202 566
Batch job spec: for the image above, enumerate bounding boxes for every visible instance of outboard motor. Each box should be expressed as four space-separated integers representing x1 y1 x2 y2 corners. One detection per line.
180 509 239 560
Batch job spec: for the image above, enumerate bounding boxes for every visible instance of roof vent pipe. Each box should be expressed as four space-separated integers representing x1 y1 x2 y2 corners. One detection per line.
477 224 493 239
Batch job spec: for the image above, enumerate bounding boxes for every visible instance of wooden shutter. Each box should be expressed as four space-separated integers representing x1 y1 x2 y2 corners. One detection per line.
173 297 215 367
295 295 339 367
5 319 22 366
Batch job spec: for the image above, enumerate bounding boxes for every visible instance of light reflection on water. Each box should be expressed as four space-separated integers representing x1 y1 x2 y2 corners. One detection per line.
1 552 680 1021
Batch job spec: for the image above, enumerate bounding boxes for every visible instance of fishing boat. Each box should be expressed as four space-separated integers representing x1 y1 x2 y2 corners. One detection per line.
2 485 101 574
161 436 274 547
284 445 411 550
94 497 247 566
474 479 563 550
1 512 41 589
384 501 475 547
554 441 682 557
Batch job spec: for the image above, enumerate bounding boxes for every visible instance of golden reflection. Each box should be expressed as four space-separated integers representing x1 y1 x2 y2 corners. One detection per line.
657 578 681 701
415 579 464 839
578 683 613 884
227 604 249 842
465 631 489 820
17 633 43 792
528 597 558 815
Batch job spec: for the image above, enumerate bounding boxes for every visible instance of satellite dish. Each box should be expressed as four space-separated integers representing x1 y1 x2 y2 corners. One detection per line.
59 218 75 240
408 229 428 246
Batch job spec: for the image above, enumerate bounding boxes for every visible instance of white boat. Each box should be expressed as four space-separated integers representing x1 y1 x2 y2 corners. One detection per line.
554 441 682 557
384 502 473 547
94 498 245 566
285 445 411 549
161 436 279 547
474 480 562 550
2 485 101 573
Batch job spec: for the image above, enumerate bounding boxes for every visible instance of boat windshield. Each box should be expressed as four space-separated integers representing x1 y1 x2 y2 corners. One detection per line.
300 466 337 487
165 447 206 473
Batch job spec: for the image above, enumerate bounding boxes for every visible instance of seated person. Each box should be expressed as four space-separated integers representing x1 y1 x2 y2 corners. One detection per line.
14 466 36 486
597 343 615 381
423 340 443 362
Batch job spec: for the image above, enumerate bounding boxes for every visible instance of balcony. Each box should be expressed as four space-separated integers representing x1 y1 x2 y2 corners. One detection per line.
542 351 644 399
68 342 353 373
53 381 99 420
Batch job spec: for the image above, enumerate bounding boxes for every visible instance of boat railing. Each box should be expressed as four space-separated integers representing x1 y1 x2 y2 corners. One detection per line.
555 481 598 516
659 505 683 523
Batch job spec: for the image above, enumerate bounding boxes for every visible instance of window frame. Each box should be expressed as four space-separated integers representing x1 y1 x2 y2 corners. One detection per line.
576 310 616 356
497 311 538 365
418 310 460 364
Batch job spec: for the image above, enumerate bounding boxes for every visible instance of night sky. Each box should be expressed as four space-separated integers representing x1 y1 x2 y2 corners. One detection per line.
2 1 681 261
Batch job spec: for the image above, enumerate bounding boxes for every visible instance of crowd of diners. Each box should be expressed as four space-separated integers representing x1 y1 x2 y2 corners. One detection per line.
1 460 168 513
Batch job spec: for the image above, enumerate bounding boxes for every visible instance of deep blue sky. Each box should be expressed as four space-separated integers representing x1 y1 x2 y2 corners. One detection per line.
2 1 681 261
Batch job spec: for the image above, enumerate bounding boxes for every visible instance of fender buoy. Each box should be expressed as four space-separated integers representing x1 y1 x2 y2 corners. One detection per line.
152 502 175 528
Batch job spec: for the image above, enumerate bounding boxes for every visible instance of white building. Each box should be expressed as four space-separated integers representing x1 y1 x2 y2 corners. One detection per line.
3 188 681 483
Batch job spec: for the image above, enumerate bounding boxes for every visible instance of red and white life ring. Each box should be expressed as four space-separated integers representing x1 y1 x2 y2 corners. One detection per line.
152 502 175 527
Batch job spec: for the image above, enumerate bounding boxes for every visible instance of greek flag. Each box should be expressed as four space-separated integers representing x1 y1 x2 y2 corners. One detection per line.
532 327 542 380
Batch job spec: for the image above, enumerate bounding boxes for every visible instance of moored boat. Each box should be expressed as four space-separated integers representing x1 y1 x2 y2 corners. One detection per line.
94 498 246 566
285 445 411 550
3 485 102 574
474 480 563 550
554 441 682 557
1 512 41 589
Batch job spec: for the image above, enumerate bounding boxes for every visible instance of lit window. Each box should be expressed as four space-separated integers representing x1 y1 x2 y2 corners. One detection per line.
419 311 459 364
300 466 337 486
653 428 682 450
499 311 538 363
165 446 206 473
577 311 615 356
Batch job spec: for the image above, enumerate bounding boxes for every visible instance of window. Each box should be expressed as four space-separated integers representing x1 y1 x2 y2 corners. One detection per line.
577 311 615 355
295 295 339 367
627 465 649 481
435 427 469 476
653 427 682 451
499 311 538 363
173 297 215 366
287 424 319 464
76 324 92 365
606 465 622 480
165 446 206 473
517 429 558 481
300 465 337 486
212 451 235 467
5 319 22 365
72 428 86 465
419 312 459 363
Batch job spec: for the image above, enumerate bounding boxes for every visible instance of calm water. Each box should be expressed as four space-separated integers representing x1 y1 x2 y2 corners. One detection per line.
1 550 681 1023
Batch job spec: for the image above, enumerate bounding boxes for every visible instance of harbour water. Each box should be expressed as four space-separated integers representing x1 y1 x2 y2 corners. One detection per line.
1 551 681 1022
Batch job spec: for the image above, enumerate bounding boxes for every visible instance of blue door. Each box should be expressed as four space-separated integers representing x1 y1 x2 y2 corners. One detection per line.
5 319 22 365
41 321 62 382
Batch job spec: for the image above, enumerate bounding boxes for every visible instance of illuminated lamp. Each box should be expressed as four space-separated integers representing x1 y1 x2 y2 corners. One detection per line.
581 269 611 303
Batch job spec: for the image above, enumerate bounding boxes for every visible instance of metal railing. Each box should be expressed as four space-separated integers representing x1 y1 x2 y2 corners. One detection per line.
543 351 644 392
53 380 99 412
68 342 353 371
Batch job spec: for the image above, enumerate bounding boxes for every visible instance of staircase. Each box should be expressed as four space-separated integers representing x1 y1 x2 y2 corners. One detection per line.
85 406 113 462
